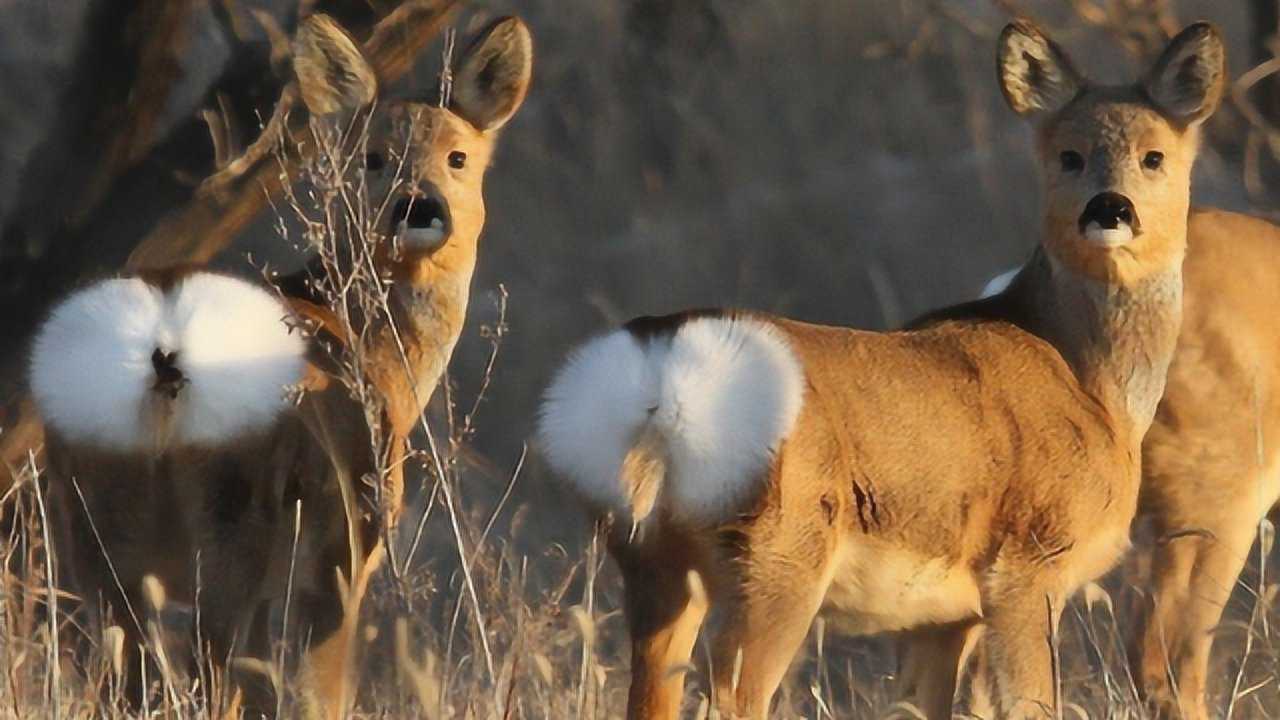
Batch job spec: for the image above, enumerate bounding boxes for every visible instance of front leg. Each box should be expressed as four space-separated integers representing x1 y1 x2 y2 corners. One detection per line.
293 536 386 720
981 578 1065 720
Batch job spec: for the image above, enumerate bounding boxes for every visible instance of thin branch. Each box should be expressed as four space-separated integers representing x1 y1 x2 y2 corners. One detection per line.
28 453 59 719
125 0 461 272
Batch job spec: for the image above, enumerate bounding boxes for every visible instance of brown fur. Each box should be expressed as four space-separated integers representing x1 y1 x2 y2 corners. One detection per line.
909 208 1280 720
33 15 532 718
1131 208 1280 719
601 21 1224 719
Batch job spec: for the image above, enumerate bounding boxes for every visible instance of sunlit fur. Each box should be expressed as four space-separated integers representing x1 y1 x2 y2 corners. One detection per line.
539 20 1225 720
977 209 1280 720
1133 208 1280 720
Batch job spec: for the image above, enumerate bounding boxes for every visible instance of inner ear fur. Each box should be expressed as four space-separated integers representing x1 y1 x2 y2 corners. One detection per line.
293 14 378 116
997 19 1083 117
451 17 534 132
1144 22 1226 126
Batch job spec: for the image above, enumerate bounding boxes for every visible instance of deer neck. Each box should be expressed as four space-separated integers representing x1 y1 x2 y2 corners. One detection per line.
1019 234 1184 441
373 247 476 432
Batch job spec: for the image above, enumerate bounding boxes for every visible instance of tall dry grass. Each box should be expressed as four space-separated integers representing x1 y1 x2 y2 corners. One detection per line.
6 444 1280 718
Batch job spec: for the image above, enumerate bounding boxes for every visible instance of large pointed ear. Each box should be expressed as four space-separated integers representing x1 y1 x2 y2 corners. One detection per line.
293 14 378 116
451 17 533 132
1144 22 1226 127
997 19 1082 117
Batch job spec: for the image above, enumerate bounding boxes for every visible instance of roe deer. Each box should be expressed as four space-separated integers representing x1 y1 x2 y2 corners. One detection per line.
536 19 1224 719
1132 209 1280 719
979 208 1280 719
29 13 532 716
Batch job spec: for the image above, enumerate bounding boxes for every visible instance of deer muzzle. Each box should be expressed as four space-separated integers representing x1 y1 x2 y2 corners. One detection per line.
1078 191 1141 247
391 193 452 254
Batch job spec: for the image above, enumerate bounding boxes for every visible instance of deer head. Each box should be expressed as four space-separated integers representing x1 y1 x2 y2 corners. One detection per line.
998 20 1225 285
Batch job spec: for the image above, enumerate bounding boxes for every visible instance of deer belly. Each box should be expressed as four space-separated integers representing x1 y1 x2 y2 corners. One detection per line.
820 546 982 635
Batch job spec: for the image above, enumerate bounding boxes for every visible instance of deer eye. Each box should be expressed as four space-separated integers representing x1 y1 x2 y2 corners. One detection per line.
1143 151 1164 171
1059 150 1084 173
448 150 467 169
364 152 385 172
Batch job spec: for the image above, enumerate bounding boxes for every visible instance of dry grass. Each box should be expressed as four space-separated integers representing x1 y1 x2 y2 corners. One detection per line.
6 442 1280 719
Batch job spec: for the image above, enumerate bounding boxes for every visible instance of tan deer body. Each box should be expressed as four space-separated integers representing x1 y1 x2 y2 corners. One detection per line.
1130 208 1280 719
538 21 1224 719
963 216 1280 720
29 14 532 716
936 208 1280 720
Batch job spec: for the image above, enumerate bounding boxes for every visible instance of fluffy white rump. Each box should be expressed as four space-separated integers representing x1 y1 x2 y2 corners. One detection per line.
30 273 307 452
538 317 804 524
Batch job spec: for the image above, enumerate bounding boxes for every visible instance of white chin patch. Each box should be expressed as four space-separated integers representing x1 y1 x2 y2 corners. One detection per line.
1083 221 1133 247
397 217 446 250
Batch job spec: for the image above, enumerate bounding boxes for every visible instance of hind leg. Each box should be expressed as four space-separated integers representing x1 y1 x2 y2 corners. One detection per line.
706 564 832 719
899 621 982 720
705 515 838 719
73 572 156 709
52 488 152 707
612 526 711 720
201 593 275 716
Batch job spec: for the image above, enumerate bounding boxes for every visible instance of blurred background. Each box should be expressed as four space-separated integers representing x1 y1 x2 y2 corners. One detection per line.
0 0 1275 555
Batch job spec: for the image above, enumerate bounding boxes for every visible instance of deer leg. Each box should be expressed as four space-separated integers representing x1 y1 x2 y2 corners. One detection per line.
981 582 1065 720
80 576 152 710
54 481 152 709
707 547 835 719
612 529 711 720
899 620 981 720
1134 516 1255 720
294 538 385 720
213 599 276 717
955 625 995 719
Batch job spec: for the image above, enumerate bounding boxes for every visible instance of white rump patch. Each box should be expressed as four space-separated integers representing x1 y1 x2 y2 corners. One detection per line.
30 273 307 453
980 267 1020 298
538 316 805 524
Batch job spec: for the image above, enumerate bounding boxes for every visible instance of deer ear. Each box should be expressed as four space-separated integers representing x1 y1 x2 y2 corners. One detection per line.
293 14 378 116
451 17 533 132
1144 22 1226 126
997 19 1082 117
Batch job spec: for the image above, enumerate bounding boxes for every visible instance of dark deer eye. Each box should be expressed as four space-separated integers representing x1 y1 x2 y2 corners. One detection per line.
1059 150 1084 173
1143 151 1164 170
448 150 467 169
364 152 385 172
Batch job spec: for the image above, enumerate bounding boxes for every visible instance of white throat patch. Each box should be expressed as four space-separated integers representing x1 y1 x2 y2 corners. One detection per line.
1083 221 1134 247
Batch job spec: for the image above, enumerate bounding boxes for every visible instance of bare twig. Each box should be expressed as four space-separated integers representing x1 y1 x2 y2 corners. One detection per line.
278 499 303 718
28 452 58 719
126 0 460 271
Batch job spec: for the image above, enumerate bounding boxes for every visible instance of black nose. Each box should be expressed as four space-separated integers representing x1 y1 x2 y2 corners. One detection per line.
1078 192 1140 234
391 194 451 232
